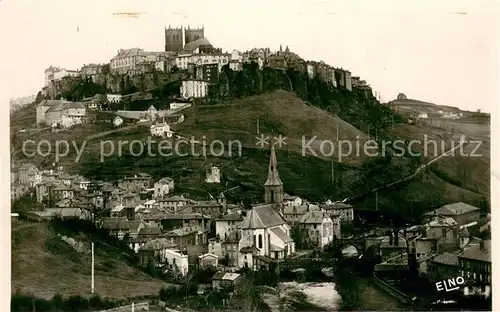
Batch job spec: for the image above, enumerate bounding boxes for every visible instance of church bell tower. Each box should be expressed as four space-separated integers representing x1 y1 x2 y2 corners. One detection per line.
264 144 284 208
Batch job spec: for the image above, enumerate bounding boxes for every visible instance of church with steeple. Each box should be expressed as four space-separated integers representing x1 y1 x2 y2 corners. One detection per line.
234 144 295 269
264 145 284 207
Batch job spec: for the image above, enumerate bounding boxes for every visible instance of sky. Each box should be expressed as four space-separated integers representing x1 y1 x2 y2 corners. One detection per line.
0 0 498 112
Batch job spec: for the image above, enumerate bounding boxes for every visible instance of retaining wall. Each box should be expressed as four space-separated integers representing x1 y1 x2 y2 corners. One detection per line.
372 272 409 304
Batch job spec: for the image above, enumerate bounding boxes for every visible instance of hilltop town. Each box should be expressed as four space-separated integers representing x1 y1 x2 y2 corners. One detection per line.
10 25 491 312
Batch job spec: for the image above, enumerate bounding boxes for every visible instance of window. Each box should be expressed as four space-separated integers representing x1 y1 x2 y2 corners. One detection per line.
314 224 317 230
258 234 263 249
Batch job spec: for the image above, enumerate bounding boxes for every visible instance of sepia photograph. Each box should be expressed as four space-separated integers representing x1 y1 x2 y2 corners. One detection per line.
3 0 496 311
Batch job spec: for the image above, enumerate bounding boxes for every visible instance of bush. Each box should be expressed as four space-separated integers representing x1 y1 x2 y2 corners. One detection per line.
159 285 179 301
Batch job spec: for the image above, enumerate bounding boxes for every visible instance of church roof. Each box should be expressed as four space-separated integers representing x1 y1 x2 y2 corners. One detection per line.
183 37 211 53
264 145 283 186
240 204 286 229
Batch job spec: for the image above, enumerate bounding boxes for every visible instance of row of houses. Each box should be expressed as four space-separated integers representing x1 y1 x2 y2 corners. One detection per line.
44 27 374 102
14 146 353 279
370 201 491 300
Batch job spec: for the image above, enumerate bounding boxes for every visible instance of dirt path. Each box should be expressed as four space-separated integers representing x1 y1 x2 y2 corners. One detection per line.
85 123 146 141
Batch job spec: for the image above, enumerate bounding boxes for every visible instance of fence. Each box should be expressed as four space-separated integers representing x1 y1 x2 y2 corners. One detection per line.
373 272 409 304
99 302 149 312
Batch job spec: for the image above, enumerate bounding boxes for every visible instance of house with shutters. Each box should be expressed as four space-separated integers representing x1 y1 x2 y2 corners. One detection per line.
299 210 340 248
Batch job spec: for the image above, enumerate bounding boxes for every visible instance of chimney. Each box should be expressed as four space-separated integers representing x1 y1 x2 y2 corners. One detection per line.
389 232 393 245
394 228 399 246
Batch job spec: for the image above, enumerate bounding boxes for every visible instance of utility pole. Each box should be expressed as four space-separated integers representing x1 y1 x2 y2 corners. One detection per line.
257 117 260 134
331 159 334 185
193 99 196 125
91 242 95 294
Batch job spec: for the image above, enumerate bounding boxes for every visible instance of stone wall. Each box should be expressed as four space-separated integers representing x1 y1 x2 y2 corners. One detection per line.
373 272 409 304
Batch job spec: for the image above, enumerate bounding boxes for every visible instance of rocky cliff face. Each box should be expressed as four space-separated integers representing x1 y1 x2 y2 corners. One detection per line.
45 71 176 99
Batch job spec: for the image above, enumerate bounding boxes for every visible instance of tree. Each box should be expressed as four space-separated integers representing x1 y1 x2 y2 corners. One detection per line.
85 182 104 225
290 225 310 250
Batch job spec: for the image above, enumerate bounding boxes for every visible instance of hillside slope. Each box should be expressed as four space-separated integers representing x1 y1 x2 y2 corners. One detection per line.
388 98 462 115
12 220 168 300
11 90 489 216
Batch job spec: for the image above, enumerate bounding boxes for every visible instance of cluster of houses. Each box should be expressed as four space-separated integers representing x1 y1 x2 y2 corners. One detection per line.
12 145 355 289
14 145 488 299
44 26 375 103
362 201 491 300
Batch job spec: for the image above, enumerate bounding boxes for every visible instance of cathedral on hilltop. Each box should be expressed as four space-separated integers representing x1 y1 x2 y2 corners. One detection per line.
164 25 205 52
264 145 284 209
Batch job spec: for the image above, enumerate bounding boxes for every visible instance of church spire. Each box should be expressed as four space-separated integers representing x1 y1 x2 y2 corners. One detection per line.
265 144 282 186
264 143 284 206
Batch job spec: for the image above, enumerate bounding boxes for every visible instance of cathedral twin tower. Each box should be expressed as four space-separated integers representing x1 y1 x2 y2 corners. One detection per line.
164 25 204 52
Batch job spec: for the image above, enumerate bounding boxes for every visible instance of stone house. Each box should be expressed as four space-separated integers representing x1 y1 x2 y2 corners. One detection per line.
138 238 188 277
190 200 225 218
458 240 491 298
180 79 209 99
282 194 302 207
53 184 80 200
211 272 242 291
428 251 461 283
205 165 221 183
101 218 145 240
221 229 242 267
154 177 175 198
118 174 153 192
299 210 340 248
129 226 162 253
422 202 481 226
150 122 172 137
321 202 354 223
18 163 38 186
36 100 60 125
158 195 196 213
215 212 243 240
283 204 320 224
198 253 219 269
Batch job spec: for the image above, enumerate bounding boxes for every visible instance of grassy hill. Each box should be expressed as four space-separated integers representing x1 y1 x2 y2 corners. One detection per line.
388 98 462 116
11 89 489 218
12 219 168 300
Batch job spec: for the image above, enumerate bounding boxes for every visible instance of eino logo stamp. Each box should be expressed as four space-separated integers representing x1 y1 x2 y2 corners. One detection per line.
435 276 466 292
